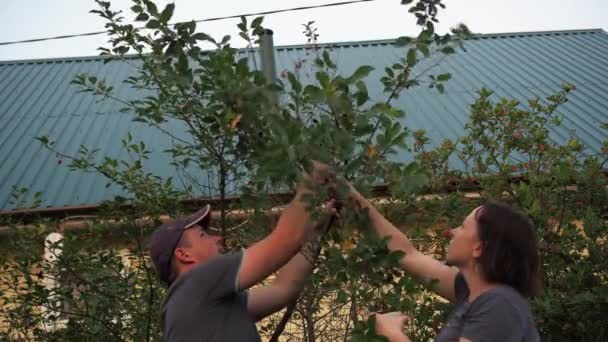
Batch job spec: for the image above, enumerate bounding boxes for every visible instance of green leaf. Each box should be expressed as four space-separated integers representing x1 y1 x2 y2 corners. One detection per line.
316 71 330 89
322 51 336 69
367 314 378 334
36 136 49 145
348 65 374 83
160 3 175 22
401 0 414 4
135 12 149 21
144 0 158 16
192 32 213 42
165 41 179 56
418 29 432 42
355 81 369 106
437 83 445 93
384 67 394 78
407 48 417 66
355 80 367 93
287 72 302 93
238 32 250 41
238 16 247 31
337 290 347 302
177 52 189 73
395 36 413 46
184 21 196 33
351 335 366 342
252 27 263 36
441 46 456 54
221 35 231 45
314 57 324 68
146 20 160 29
251 16 264 28
113 46 129 55
130 5 143 13
437 73 451 81
419 43 430 57
304 85 324 102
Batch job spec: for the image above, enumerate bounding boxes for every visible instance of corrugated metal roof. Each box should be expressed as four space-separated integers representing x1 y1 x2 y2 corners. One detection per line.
1 29 607 210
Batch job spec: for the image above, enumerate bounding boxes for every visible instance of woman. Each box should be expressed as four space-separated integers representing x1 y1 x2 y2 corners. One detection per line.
350 186 542 342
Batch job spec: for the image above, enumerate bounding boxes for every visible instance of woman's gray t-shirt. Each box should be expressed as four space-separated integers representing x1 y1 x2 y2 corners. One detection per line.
436 273 540 342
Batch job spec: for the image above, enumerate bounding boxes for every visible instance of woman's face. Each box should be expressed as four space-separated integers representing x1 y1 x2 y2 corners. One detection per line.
446 206 484 268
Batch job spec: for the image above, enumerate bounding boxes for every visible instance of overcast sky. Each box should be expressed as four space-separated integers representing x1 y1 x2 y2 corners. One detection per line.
0 0 606 61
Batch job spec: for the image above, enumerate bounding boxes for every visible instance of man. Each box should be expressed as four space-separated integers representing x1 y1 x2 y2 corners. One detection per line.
149 168 332 341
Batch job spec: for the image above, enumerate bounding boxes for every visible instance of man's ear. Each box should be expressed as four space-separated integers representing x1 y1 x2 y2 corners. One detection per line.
174 247 195 264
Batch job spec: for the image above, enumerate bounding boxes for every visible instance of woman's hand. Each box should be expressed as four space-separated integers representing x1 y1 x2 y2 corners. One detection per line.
374 312 411 342
298 161 334 193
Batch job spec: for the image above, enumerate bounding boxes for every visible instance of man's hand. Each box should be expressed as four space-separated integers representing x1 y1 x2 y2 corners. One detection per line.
247 200 336 321
299 199 336 263
237 163 328 292
374 312 411 342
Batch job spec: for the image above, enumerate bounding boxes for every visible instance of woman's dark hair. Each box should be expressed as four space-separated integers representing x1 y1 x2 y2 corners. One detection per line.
475 200 542 297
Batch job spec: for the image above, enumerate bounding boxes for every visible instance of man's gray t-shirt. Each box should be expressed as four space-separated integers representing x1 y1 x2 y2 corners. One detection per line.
161 251 261 341
436 273 540 342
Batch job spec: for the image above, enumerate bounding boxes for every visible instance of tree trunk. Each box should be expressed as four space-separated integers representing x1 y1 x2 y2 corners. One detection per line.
344 296 358 342
305 305 316 342
219 161 227 248
268 299 298 342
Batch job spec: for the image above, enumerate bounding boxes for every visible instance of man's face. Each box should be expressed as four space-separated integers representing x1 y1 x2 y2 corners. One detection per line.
176 224 224 265
445 207 483 267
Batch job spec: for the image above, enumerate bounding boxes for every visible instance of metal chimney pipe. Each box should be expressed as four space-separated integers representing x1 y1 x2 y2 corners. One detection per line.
259 28 278 105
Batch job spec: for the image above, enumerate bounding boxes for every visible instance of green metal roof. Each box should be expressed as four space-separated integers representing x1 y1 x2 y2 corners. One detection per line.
1 29 607 210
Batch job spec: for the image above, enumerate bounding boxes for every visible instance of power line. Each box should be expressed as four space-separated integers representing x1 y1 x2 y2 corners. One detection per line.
0 0 379 47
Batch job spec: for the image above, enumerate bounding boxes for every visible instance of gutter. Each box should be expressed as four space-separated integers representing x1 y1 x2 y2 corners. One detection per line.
2 170 606 235
0 181 483 236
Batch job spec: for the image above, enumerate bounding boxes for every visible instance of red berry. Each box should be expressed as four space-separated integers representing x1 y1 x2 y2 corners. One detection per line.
179 102 191 112
511 165 517 172
280 70 288 79
575 201 583 207
602 147 607 153
539 144 545 151
442 230 451 238
514 132 521 139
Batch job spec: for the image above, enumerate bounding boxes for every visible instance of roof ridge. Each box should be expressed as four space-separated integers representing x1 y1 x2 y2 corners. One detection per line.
0 54 139 66
272 28 606 50
469 28 605 39
0 28 604 65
